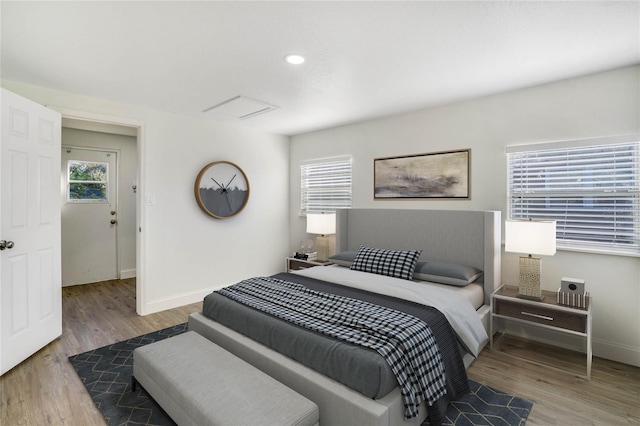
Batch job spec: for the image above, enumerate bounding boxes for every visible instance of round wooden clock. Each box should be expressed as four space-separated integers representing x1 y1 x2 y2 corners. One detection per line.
194 161 250 219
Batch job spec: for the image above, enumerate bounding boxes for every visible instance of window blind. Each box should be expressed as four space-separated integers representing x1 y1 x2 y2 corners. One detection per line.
507 138 640 255
301 156 352 214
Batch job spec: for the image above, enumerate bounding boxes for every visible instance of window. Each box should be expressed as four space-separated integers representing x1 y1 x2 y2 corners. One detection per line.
507 135 639 256
67 160 109 202
301 156 352 214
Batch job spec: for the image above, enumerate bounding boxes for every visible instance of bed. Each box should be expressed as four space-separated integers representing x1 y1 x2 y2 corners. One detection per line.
188 208 501 426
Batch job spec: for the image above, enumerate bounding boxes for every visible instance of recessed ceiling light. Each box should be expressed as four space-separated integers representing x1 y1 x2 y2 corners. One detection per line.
284 54 305 65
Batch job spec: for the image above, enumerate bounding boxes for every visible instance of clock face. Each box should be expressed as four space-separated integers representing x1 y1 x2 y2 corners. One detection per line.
195 161 250 219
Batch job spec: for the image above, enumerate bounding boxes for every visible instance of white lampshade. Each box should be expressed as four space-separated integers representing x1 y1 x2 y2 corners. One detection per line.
306 212 336 236
505 219 556 256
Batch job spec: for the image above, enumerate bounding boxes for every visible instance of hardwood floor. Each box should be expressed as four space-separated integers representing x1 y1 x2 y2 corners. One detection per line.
0 278 202 426
1 278 638 425
469 337 639 425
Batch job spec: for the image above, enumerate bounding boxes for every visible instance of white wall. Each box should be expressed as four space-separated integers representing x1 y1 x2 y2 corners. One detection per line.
290 65 640 366
62 128 138 280
2 80 290 315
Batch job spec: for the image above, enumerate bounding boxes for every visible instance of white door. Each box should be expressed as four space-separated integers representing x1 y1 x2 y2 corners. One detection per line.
61 148 118 286
1 88 62 376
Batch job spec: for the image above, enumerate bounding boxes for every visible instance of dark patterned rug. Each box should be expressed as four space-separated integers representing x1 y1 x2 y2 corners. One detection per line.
69 323 533 426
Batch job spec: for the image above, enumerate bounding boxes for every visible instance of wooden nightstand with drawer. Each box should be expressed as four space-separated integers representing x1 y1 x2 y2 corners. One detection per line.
490 285 592 379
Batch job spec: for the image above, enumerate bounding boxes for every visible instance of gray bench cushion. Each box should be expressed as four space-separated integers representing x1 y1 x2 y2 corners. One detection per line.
133 331 319 426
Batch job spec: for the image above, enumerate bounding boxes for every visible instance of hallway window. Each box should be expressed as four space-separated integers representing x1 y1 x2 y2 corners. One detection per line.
67 160 108 202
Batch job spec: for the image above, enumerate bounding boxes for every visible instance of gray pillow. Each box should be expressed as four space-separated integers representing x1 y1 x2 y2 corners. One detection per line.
350 246 421 281
328 251 358 267
414 260 483 286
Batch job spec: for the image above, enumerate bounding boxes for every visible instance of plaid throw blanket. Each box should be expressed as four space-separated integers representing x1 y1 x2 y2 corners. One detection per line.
217 276 447 419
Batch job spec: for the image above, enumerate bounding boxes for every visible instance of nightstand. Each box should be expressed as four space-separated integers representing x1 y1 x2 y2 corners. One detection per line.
285 257 332 272
490 284 592 379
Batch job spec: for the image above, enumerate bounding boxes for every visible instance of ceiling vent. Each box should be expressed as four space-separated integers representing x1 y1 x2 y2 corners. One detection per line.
203 96 279 120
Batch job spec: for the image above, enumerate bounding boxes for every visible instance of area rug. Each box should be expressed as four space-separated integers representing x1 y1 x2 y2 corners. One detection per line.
69 323 533 426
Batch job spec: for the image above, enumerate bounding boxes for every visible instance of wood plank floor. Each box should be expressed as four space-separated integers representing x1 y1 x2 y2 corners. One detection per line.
1 278 202 426
469 337 639 425
1 278 638 425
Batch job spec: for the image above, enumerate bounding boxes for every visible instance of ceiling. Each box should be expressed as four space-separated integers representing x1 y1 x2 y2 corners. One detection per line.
2 1 638 136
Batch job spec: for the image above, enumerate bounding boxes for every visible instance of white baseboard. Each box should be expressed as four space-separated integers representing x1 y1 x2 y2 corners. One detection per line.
140 284 226 316
119 268 136 279
503 323 640 367
592 339 640 367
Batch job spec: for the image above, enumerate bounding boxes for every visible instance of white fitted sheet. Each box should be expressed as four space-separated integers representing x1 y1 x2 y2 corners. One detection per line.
293 265 488 357
413 280 484 310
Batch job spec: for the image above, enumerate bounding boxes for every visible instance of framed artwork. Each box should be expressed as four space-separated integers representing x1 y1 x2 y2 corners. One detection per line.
374 149 470 199
194 161 250 219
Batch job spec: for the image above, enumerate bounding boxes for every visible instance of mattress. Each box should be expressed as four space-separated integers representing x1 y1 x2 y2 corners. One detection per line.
417 281 484 310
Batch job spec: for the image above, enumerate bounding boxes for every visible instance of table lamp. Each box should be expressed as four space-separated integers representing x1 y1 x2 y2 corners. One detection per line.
306 212 336 262
505 219 556 301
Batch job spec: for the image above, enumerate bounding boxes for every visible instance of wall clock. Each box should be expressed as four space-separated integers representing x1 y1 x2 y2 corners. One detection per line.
194 161 250 219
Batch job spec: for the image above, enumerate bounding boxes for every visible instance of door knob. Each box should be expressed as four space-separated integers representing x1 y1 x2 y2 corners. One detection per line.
110 220 117 225
0 240 15 250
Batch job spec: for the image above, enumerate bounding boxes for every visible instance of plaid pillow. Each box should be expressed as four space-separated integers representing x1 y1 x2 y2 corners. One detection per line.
350 246 422 280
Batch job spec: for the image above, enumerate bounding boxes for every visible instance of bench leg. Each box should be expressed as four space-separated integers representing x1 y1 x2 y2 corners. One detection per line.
131 375 137 392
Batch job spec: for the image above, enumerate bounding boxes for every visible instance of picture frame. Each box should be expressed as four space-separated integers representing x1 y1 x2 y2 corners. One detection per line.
374 149 470 199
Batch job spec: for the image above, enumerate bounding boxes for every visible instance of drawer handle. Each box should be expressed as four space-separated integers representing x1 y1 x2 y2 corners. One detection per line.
521 311 554 321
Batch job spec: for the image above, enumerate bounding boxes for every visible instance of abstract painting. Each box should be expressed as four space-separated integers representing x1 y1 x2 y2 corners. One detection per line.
374 149 470 199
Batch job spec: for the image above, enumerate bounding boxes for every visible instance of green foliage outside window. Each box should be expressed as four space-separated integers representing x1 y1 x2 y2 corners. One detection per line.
68 161 108 201
69 162 106 181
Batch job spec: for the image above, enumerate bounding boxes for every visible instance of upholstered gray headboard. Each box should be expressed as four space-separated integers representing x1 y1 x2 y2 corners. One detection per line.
335 209 501 305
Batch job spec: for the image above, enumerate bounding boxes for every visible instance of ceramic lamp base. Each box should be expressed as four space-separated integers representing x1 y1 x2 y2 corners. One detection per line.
316 236 331 262
518 255 544 300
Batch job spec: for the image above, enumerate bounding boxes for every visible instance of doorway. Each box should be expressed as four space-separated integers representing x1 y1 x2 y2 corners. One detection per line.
60 123 138 289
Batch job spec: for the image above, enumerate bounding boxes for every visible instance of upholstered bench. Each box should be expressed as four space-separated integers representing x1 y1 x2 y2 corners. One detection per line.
133 331 320 426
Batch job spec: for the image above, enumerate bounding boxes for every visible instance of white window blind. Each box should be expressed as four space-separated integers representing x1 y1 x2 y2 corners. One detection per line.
301 156 352 214
507 136 640 255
